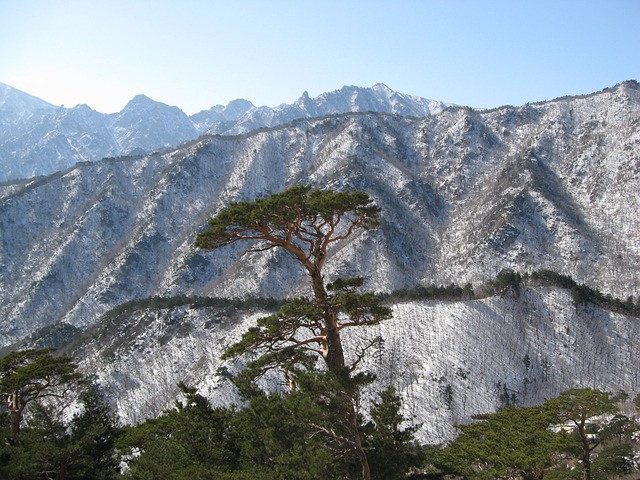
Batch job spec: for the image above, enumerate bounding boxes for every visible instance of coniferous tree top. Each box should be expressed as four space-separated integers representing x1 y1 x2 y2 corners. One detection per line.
0 348 83 434
195 185 380 254
0 349 81 396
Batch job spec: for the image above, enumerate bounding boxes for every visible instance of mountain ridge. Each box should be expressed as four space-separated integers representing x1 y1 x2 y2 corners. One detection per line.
1 80 639 349
1 79 639 442
0 82 449 182
61 283 640 443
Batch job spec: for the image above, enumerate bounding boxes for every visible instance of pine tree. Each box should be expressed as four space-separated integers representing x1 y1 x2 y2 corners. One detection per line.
0 348 82 434
545 389 618 480
196 185 389 479
363 386 423 479
435 404 568 480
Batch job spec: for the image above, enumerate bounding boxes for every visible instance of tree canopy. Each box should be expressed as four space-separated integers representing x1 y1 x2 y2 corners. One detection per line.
195 185 380 270
0 348 82 434
434 404 567 480
546 388 618 480
196 186 384 374
196 186 386 479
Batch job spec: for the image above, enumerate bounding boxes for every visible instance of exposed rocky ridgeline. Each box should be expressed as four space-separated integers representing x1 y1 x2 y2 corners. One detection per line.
0 82 448 182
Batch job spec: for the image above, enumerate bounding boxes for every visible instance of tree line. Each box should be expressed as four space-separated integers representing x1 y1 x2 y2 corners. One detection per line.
95 269 639 336
484 268 640 317
2 348 639 479
3 186 640 479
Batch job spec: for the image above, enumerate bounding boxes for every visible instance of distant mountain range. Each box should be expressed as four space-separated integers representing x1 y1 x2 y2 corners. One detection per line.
1 80 639 440
0 82 448 182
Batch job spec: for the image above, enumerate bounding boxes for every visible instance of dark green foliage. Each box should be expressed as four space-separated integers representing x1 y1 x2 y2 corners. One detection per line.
67 382 122 479
599 413 637 444
0 348 83 434
363 387 424 480
100 295 283 326
530 269 640 317
195 185 380 251
18 322 83 351
433 404 570 480
591 443 635 478
383 282 473 302
0 381 121 480
120 383 240 479
492 268 522 294
529 269 578 289
386 269 639 316
544 389 619 480
231 383 344 479
121 374 425 480
546 389 617 424
121 377 367 479
0 402 72 480
222 291 391 391
195 186 385 479
118 382 640 480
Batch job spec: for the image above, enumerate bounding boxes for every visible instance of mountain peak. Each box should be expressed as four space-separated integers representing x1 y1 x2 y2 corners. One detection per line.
371 83 394 95
295 90 314 108
122 94 165 110
0 82 57 112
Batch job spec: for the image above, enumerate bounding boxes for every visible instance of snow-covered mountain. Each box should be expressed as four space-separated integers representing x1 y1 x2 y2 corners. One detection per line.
0 82 448 182
2 80 639 346
108 94 198 155
0 83 56 112
1 80 639 438
68 285 640 442
192 84 449 135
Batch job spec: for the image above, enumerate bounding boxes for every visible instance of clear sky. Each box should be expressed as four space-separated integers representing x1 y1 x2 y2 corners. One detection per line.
2 0 639 115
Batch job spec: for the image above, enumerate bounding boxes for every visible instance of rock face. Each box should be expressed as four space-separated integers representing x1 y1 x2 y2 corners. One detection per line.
0 82 448 182
1 80 639 439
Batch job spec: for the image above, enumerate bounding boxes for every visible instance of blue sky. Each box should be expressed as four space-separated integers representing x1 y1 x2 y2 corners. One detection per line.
2 0 639 114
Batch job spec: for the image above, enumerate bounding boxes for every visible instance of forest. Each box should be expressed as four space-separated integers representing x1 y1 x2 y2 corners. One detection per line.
2 348 639 479
2 186 640 479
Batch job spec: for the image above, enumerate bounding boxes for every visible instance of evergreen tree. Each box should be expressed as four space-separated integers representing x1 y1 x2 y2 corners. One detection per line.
363 387 423 479
196 185 388 479
544 389 619 480
0 377 120 479
434 404 568 480
121 381 345 479
120 383 239 479
231 377 346 479
0 348 82 434
66 381 121 479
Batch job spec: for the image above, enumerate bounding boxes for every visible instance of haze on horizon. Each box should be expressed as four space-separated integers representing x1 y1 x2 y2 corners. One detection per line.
1 0 639 115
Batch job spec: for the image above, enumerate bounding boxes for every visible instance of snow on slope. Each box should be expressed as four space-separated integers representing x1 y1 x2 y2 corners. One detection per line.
2 80 639 441
1 82 639 349
71 286 640 443
0 83 447 182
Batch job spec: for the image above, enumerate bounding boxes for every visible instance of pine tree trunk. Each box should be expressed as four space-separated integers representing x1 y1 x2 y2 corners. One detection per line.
310 270 371 480
350 403 372 480
583 457 591 480
8 393 24 435
579 425 591 480
9 407 22 435
325 311 346 371
310 270 346 372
